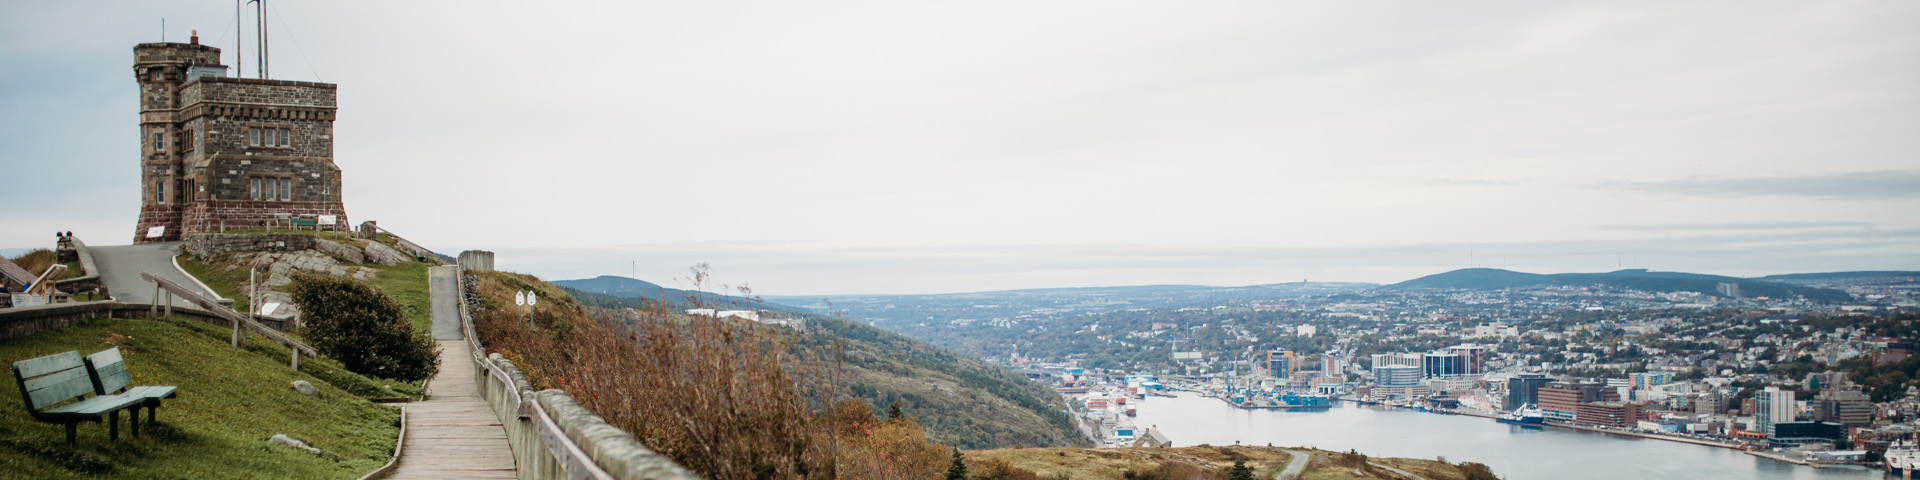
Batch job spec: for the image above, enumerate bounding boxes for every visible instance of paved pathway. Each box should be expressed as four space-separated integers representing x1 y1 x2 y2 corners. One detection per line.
89 242 215 306
1278 450 1311 480
386 266 515 478
1368 461 1429 480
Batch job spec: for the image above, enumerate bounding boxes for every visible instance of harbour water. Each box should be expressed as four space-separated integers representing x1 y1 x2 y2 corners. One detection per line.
1131 392 1883 479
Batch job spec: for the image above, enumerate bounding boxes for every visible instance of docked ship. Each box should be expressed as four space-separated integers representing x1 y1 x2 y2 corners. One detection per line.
1888 439 1919 475
1496 404 1544 427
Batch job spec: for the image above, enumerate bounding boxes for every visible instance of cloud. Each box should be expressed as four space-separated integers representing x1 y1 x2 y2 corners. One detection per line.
1609 171 1920 200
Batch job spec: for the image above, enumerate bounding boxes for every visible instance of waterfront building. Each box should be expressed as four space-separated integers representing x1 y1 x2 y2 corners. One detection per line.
1694 391 1727 415
1423 353 1466 378
1507 373 1550 409
1323 351 1344 378
1754 387 1795 437
1574 401 1644 428
1447 345 1488 375
1267 350 1297 379
1539 381 1617 422
1815 386 1875 427
1770 421 1846 447
1374 365 1422 387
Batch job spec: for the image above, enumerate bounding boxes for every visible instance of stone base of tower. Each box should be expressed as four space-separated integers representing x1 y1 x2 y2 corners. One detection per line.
132 205 186 243
134 201 350 244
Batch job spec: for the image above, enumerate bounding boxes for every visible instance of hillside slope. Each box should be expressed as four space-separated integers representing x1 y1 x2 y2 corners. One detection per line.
1388 268 1852 302
499 272 1088 450
0 317 413 479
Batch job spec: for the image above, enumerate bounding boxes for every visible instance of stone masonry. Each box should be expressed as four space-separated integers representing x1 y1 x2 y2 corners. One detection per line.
132 34 348 243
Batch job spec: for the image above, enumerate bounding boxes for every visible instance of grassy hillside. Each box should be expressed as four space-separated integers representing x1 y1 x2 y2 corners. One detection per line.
0 317 415 479
969 446 1494 480
178 254 438 333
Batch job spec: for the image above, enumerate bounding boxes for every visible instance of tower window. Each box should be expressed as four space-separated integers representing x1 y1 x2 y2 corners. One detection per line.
264 128 277 147
156 181 165 204
154 132 164 151
280 128 291 147
263 177 277 200
250 177 261 200
249 127 261 146
280 178 292 201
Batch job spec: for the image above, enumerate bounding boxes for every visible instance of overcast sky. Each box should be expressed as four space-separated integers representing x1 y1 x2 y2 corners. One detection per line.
3 1 1916 295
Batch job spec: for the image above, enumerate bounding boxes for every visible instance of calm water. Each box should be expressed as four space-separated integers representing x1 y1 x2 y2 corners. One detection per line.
1131 392 1883 480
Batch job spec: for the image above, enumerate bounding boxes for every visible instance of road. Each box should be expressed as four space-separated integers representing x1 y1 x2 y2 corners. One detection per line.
89 241 217 306
1278 450 1310 479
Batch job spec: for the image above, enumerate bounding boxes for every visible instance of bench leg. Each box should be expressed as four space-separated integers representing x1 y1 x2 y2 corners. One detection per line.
131 408 142 438
109 410 119 441
65 423 77 445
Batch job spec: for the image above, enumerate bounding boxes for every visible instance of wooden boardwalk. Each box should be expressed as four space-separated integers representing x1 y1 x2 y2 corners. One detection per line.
385 340 516 478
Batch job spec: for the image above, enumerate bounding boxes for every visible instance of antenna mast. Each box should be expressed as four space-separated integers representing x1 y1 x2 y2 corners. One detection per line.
235 1 242 77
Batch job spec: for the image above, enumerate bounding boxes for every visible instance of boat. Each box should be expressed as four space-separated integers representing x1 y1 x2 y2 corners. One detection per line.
1888 439 1919 475
1497 404 1545 427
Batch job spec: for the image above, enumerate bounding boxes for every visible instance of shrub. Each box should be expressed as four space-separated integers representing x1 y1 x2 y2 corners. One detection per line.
290 273 439 382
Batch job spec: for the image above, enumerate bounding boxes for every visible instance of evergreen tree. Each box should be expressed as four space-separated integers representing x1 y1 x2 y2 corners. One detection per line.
946 447 968 480
888 401 907 422
1226 460 1255 480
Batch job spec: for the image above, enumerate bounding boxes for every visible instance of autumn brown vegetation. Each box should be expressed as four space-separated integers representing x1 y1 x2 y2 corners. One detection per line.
466 267 961 479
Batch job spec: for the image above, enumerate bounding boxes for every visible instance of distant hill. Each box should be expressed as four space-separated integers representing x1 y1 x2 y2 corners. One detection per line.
1388 268 1853 302
1757 271 1920 281
554 275 806 314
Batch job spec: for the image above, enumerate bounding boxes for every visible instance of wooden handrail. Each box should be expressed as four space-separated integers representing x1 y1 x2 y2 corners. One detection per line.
139 272 316 358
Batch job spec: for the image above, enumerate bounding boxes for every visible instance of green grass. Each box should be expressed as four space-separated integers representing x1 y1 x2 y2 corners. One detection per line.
174 256 252 315
177 255 436 335
0 317 410 479
363 261 433 333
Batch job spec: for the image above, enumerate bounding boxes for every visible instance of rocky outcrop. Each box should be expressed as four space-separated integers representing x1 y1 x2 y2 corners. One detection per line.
363 241 410 266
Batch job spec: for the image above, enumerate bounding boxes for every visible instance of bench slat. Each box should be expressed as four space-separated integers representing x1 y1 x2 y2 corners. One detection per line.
13 351 83 378
22 367 94 411
124 385 178 400
46 394 142 416
84 348 131 394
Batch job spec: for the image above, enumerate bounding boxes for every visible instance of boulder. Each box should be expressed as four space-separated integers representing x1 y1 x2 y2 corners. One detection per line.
314 239 366 264
291 380 319 397
268 434 321 455
363 242 409 266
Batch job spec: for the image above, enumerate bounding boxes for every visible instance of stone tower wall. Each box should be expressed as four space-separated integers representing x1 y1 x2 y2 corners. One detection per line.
131 42 350 242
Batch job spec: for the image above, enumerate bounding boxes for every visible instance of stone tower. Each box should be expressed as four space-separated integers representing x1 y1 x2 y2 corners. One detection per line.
132 34 348 243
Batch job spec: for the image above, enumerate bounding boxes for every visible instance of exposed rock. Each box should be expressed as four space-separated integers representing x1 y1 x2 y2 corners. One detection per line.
268 434 321 455
291 380 319 397
314 239 366 264
363 241 409 266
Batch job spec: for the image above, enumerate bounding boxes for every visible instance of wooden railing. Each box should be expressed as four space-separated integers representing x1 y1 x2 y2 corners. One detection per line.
140 271 315 368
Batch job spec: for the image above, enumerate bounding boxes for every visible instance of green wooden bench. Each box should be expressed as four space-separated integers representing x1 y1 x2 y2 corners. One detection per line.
12 351 144 444
85 348 177 437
